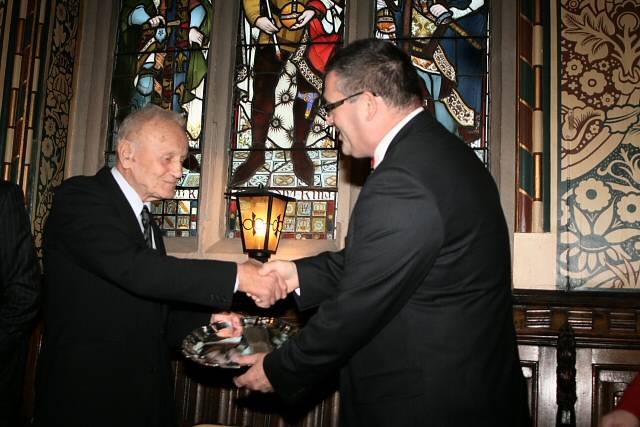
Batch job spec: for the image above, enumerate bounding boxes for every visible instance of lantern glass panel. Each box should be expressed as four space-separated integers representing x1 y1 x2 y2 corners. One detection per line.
239 195 270 251
268 197 288 252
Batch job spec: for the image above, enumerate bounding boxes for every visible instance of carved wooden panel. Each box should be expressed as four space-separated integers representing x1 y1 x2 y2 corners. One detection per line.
514 290 640 427
518 344 559 427
513 290 640 346
518 345 540 427
589 349 640 427
593 367 638 423
172 358 339 427
557 324 577 427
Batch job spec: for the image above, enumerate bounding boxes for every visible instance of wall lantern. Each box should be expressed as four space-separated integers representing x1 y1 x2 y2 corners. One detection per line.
228 187 294 262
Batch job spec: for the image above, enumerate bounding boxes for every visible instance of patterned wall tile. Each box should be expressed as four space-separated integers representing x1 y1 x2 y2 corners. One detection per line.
558 0 640 290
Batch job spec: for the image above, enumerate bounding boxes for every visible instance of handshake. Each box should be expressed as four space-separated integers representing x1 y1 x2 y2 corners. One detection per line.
236 259 299 308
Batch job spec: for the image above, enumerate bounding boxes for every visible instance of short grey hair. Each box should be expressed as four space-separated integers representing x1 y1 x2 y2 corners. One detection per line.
116 104 185 148
325 39 423 109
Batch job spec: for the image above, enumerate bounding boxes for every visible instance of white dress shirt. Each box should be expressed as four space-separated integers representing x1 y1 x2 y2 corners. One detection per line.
111 167 155 248
373 107 423 168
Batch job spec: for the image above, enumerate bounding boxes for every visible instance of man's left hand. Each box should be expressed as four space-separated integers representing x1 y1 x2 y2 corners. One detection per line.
237 259 287 308
233 353 274 392
189 28 204 46
291 10 316 29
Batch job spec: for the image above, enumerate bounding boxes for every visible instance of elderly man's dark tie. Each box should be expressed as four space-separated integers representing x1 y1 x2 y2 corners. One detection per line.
141 205 153 248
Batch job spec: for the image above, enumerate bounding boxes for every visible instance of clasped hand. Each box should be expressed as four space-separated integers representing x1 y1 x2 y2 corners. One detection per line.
236 259 299 308
208 312 275 393
226 260 301 393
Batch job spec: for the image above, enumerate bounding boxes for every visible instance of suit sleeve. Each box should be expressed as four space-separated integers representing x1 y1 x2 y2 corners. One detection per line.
166 305 212 348
293 249 344 310
0 184 41 340
45 179 236 309
264 166 444 401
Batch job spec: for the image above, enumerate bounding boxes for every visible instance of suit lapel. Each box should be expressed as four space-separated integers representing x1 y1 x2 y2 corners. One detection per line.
377 110 433 170
95 167 148 248
151 215 166 255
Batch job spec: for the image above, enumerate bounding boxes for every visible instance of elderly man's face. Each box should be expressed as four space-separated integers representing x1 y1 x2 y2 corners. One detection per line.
120 118 188 202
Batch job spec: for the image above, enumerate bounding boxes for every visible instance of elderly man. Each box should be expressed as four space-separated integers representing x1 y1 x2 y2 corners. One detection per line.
34 105 285 427
233 39 530 426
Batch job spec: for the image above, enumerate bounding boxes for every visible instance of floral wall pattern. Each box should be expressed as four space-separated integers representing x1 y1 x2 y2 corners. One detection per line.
32 0 79 257
558 0 640 290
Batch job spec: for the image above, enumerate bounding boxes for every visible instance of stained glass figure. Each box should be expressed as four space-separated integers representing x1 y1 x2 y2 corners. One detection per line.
108 0 212 237
374 0 489 164
228 0 345 240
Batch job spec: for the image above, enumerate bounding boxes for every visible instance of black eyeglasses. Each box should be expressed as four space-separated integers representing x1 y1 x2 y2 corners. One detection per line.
322 91 366 114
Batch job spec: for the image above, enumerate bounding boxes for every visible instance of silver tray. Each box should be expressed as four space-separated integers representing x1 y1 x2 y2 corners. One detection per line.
181 316 298 368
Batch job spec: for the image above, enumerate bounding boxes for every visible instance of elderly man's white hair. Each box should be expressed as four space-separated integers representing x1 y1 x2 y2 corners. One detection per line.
116 104 185 151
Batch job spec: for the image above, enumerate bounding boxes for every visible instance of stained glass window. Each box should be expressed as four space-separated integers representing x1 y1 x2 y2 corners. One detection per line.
227 0 345 240
374 0 490 165
107 0 212 237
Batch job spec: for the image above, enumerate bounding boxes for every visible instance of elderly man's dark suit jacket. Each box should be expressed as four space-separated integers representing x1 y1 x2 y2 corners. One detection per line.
35 167 236 427
0 181 40 425
264 111 530 426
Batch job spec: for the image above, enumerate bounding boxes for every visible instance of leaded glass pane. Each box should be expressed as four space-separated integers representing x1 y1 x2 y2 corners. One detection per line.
374 0 490 165
227 1 345 240
107 0 212 237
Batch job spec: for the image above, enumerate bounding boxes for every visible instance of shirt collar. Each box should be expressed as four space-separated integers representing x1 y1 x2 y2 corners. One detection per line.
373 107 423 168
111 167 148 231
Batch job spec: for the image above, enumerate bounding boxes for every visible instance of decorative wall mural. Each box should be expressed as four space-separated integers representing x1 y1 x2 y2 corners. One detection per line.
558 0 640 289
32 0 79 257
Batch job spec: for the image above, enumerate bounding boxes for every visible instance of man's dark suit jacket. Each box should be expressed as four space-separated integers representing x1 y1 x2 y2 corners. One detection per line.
264 111 530 426
0 181 40 425
35 167 236 427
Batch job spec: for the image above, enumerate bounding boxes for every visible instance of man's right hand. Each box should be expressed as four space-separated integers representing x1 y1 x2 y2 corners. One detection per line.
259 260 299 293
255 16 279 34
237 259 287 308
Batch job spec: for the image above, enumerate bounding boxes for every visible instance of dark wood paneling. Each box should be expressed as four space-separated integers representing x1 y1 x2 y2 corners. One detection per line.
513 290 640 427
172 352 339 427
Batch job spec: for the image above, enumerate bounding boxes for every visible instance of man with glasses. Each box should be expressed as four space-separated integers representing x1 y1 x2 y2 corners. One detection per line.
233 38 530 426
